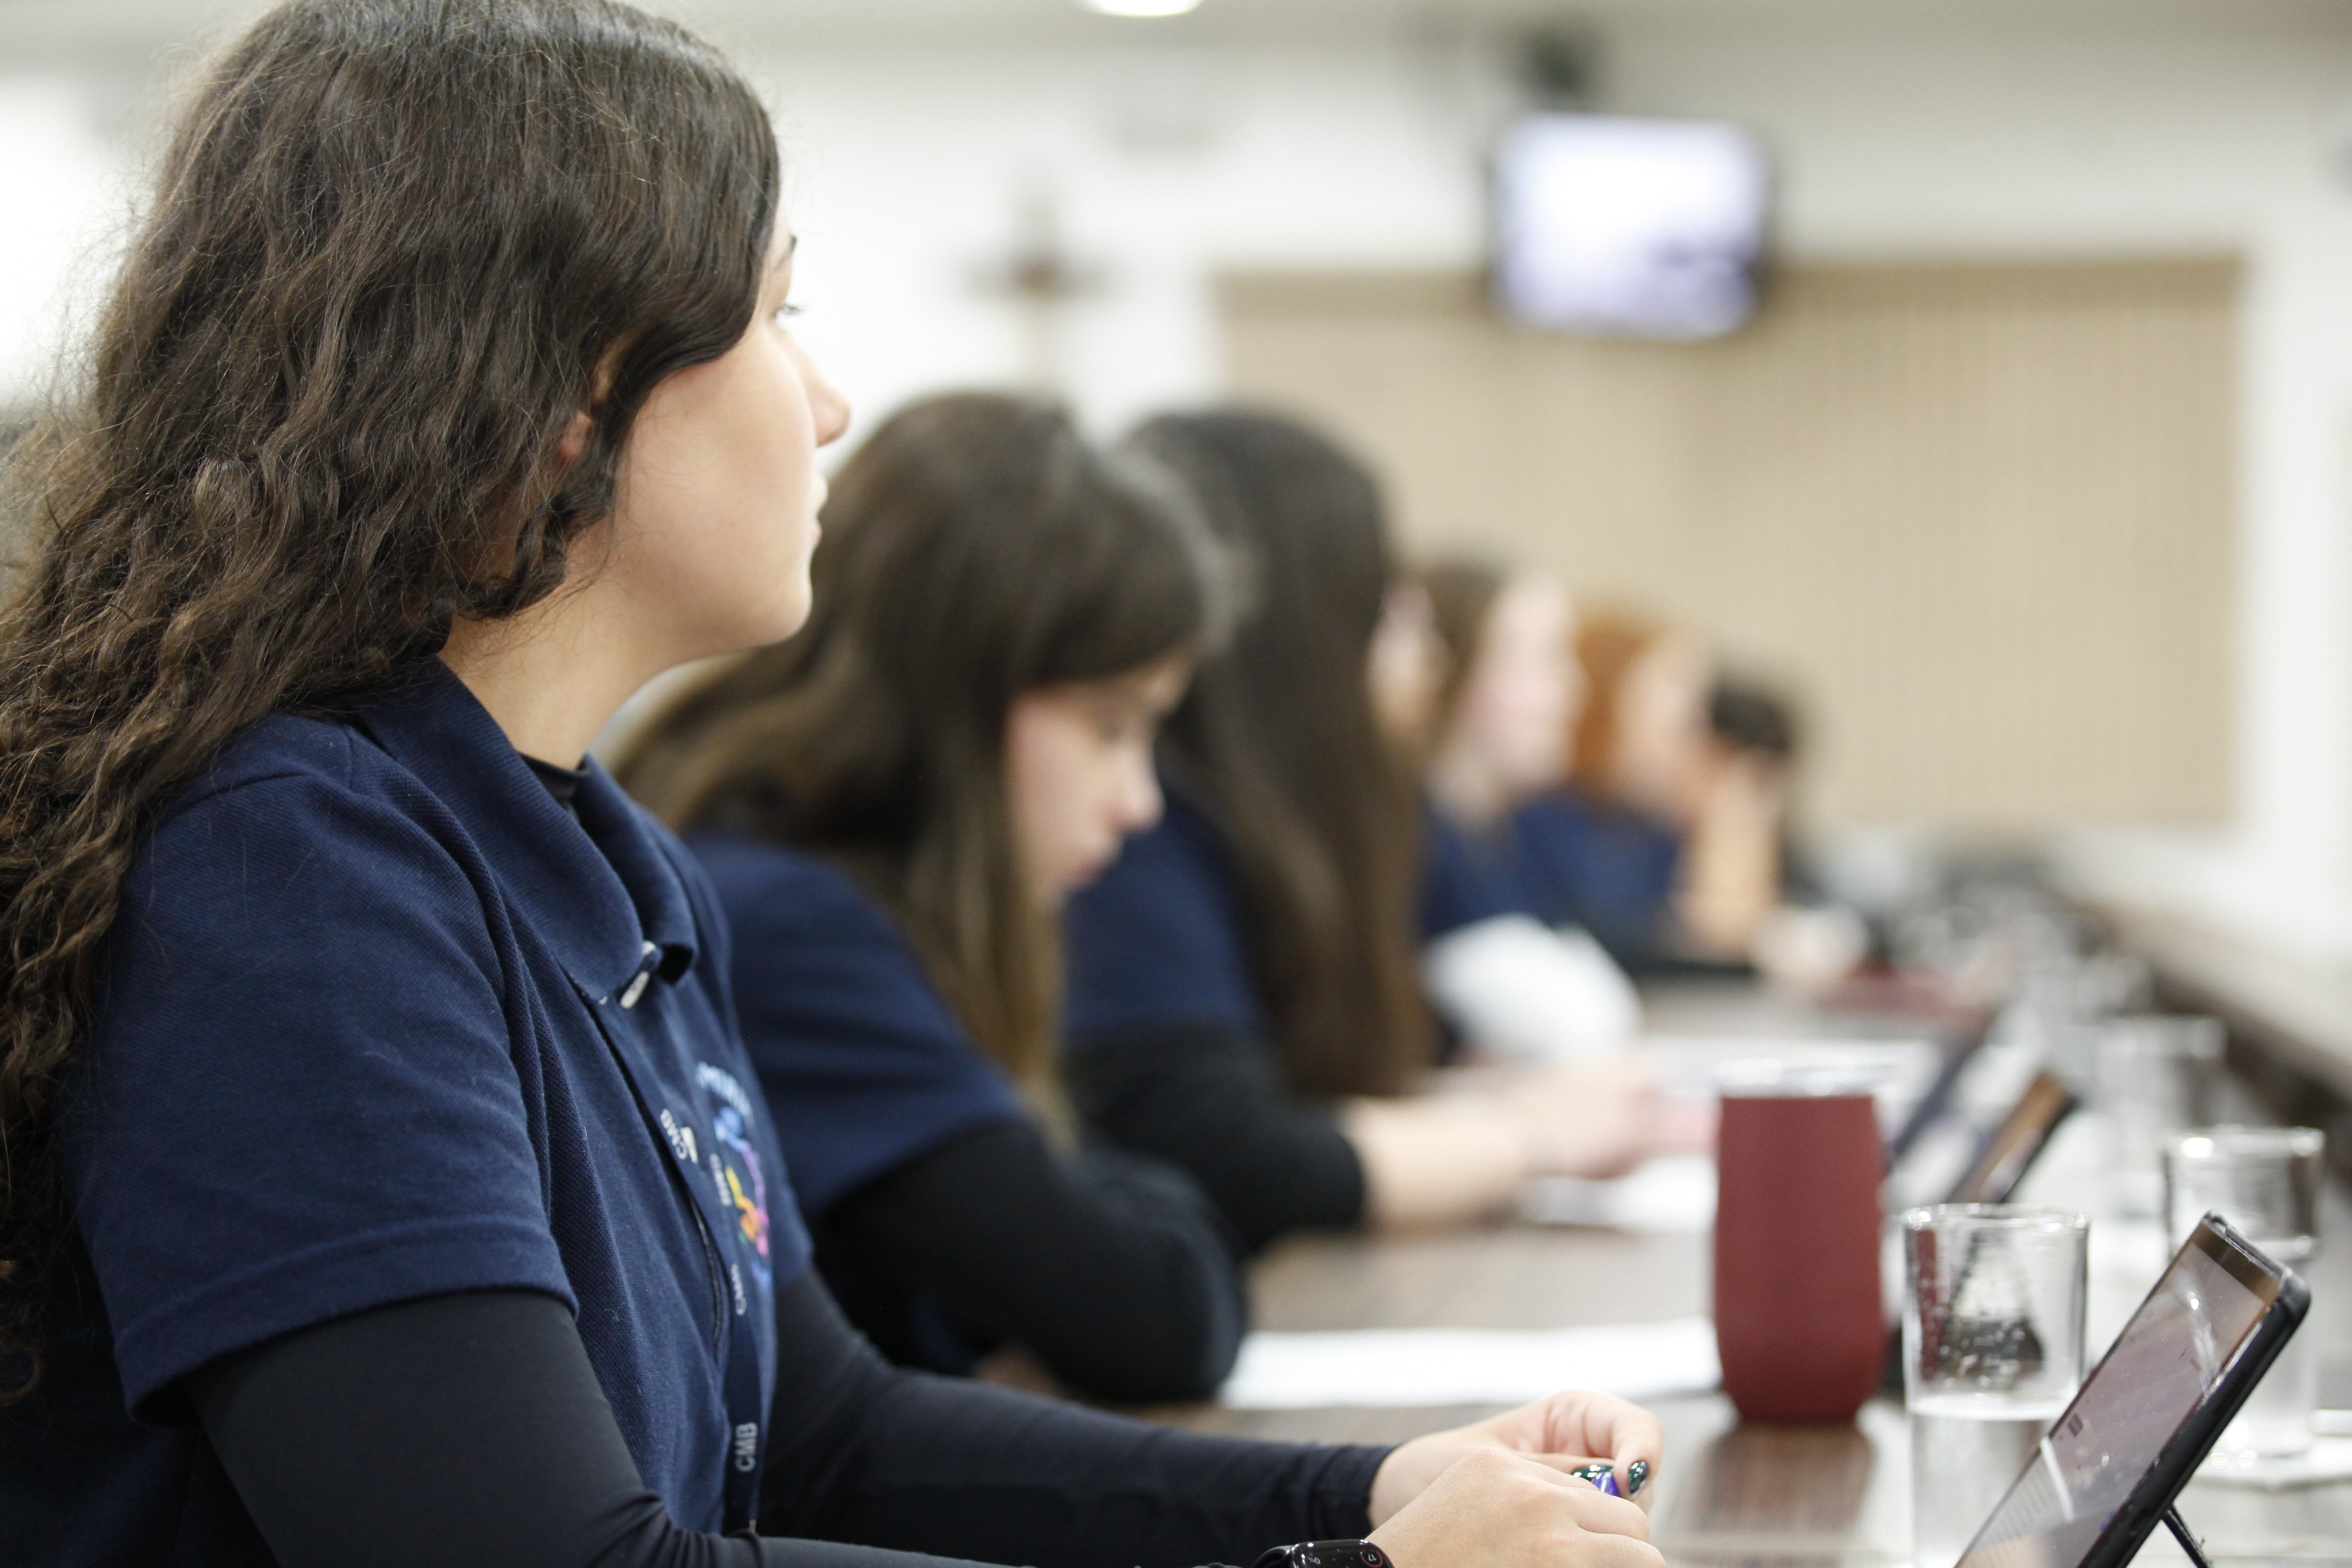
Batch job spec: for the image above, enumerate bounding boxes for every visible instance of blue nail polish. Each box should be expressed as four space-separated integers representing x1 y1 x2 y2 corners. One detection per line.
1627 1460 1650 1497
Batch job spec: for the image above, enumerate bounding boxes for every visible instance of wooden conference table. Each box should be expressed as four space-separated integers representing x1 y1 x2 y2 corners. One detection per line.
1147 981 2352 1568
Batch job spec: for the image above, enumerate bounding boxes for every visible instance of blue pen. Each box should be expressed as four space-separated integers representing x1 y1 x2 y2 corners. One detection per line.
1568 1463 1620 1497
1569 1460 1650 1498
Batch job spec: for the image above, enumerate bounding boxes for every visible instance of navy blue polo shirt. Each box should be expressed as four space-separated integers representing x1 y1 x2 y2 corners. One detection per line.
1064 786 1512 1042
687 832 1022 1218
1062 790 1264 1041
0 661 808 1563
1418 805 1527 938
1508 787 1682 959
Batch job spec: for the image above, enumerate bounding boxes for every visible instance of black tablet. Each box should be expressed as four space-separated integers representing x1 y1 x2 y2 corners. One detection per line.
1954 1213 2308 1568
1943 1071 2076 1207
1887 1016 1997 1164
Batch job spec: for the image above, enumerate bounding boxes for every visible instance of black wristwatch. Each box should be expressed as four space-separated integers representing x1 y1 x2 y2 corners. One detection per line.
1249 1542 1389 1568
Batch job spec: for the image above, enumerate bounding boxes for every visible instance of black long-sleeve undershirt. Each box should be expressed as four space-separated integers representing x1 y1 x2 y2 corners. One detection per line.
815 1118 1247 1401
1062 1024 1367 1253
190 1273 1384 1568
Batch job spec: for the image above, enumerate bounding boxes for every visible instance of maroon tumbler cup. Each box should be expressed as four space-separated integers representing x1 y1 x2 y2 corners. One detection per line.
1713 1075 1884 1424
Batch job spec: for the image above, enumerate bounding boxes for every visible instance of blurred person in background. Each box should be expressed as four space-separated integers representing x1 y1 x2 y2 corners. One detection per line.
619 393 1247 1404
1409 559 1642 1047
1700 679 1872 990
1514 610 1861 987
1513 611 1758 971
1062 411 1660 1253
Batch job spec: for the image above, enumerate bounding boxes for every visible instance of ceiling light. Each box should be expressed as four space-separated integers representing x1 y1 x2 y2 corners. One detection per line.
1083 0 1201 16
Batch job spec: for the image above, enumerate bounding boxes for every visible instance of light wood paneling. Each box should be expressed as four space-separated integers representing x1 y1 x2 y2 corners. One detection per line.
1218 258 2239 830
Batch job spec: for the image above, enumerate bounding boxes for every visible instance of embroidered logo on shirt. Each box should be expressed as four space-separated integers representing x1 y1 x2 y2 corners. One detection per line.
657 1107 698 1166
709 1100 772 1296
695 1062 757 1122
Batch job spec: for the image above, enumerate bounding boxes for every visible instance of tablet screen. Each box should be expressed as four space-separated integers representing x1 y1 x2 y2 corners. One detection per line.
1955 1226 2281 1568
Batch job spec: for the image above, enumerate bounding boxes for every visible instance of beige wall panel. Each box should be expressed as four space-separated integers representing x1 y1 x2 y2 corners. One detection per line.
1219 259 2238 831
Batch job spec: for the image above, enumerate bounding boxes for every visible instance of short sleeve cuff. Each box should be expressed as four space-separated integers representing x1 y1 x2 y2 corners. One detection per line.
111 1214 571 1422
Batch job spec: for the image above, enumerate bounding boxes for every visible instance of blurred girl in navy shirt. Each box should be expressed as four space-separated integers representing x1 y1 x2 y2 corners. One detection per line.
1410 559 1641 1047
619 393 1247 1402
1517 610 1777 973
0 4 1668 1565
1519 613 1863 986
1062 412 1660 1251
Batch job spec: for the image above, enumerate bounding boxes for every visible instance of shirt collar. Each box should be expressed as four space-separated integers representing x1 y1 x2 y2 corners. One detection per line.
350 661 699 1000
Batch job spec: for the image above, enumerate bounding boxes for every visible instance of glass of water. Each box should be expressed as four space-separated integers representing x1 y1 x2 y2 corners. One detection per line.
2094 1015 2222 1216
2165 1125 2324 1464
1904 1205 2088 1568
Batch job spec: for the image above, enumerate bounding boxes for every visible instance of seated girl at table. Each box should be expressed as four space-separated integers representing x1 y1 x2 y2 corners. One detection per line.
0 4 1667 1563
1062 411 1659 1253
1514 610 1785 974
618 391 1248 1403
1412 557 1642 1046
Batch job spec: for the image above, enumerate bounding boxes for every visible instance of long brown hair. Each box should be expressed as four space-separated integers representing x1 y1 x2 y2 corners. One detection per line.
0 0 778 1389
1418 557 1507 752
1127 411 1430 1098
618 393 1226 1102
1567 608 1668 803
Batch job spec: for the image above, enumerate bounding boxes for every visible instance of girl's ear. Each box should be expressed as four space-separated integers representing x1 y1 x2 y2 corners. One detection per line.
554 407 594 466
558 345 625 466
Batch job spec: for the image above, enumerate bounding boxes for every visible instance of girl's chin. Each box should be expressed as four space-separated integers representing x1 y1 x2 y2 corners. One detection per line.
744 582 816 649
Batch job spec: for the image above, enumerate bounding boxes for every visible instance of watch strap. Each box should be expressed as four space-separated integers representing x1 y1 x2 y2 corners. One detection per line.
1249 1541 1389 1568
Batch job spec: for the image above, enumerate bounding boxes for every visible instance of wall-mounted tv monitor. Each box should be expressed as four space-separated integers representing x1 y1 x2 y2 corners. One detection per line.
1492 113 1770 340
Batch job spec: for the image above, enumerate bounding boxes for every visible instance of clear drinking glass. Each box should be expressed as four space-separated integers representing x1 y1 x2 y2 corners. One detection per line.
2026 953 2154 1088
1904 1205 2089 1568
2094 1016 2222 1216
2164 1126 2324 1463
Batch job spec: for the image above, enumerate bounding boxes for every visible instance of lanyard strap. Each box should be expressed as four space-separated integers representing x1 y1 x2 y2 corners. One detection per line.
591 947 768 1534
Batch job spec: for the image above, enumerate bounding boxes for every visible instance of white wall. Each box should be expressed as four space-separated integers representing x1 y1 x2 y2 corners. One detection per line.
741 40 1491 437
0 76 135 410
10 2 2352 951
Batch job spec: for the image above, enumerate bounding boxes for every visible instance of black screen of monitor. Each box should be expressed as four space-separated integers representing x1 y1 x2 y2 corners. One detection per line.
1955 1228 2281 1568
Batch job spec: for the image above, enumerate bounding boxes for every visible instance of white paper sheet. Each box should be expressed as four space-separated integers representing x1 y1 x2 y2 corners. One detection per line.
1219 1317 1721 1409
1518 1154 1718 1232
